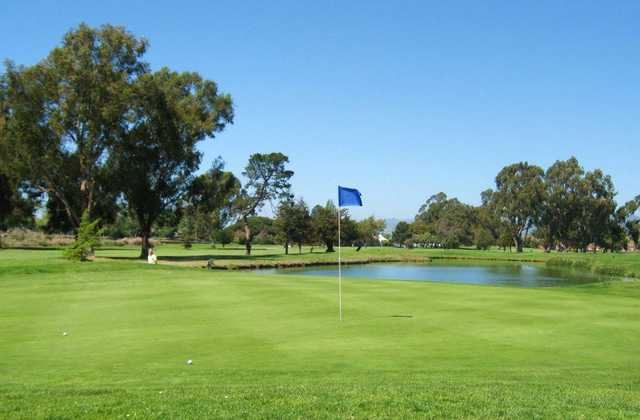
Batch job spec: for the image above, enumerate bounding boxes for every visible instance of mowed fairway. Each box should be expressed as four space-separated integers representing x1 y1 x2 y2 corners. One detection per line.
1 248 640 418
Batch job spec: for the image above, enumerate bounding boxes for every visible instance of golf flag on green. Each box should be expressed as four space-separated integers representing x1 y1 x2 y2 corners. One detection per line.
337 186 363 320
338 186 363 207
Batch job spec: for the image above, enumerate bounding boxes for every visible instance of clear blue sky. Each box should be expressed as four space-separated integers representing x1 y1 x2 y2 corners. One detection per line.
2 0 638 220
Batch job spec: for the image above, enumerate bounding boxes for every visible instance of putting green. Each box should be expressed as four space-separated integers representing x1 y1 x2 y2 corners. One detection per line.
1 247 639 418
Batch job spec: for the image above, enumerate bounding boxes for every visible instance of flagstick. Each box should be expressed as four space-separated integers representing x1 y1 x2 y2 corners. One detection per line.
338 202 342 321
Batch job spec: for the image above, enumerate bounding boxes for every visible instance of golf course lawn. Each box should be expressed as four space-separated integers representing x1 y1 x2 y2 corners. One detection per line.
1 247 640 418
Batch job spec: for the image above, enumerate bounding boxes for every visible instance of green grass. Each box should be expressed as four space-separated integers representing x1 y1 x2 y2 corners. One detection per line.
1 246 640 418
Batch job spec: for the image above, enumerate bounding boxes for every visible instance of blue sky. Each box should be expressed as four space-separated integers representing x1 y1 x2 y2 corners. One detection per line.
1 1 638 220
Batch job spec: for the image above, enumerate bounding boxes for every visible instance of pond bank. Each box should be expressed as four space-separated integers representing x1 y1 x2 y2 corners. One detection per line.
206 254 549 270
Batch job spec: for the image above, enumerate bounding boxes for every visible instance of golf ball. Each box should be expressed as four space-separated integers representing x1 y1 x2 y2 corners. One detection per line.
187 359 193 365
63 332 68 336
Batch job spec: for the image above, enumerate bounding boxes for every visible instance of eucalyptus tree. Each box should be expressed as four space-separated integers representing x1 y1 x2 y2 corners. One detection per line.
0 24 148 228
571 169 618 252
538 157 584 251
111 69 233 257
235 153 293 255
415 192 476 248
492 162 545 252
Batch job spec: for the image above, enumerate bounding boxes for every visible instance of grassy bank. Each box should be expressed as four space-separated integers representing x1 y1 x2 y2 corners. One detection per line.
1 248 640 418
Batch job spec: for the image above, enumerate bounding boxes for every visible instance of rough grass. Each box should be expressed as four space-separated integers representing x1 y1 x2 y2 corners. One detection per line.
1 247 640 418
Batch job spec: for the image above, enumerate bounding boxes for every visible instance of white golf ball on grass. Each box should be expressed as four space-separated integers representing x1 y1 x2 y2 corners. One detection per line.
186 359 193 365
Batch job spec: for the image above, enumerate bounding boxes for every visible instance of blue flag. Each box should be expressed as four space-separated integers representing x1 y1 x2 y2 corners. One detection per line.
338 186 363 207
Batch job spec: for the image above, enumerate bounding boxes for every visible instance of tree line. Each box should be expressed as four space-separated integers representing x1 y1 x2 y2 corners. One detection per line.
0 23 386 258
392 158 640 253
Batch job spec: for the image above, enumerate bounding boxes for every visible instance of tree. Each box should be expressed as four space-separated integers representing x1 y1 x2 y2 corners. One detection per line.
571 169 618 252
492 162 545 252
63 210 103 261
111 68 233 258
356 216 386 247
187 158 241 232
235 153 293 255
474 227 494 250
0 24 148 228
311 201 338 252
414 193 476 248
477 189 503 243
275 198 311 254
392 221 412 246
213 227 234 248
309 201 356 252
538 157 584 251
178 210 196 248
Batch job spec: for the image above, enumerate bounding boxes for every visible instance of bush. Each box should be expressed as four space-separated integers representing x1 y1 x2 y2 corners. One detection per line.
63 211 103 261
474 228 494 250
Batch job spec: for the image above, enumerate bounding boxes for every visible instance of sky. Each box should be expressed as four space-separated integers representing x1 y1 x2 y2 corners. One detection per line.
1 0 638 220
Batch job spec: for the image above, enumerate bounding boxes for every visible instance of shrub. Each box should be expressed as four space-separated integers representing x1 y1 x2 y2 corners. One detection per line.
63 211 103 261
474 228 494 250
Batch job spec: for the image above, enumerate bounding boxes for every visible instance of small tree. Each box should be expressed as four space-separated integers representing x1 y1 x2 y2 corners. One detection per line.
275 198 311 254
178 211 196 248
311 201 338 252
356 216 386 247
213 227 234 248
392 221 412 246
63 211 103 261
474 227 494 250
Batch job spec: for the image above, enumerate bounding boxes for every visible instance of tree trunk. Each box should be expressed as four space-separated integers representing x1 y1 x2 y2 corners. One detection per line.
243 217 252 256
514 235 523 253
298 243 302 254
139 225 151 259
325 240 335 253
284 240 289 255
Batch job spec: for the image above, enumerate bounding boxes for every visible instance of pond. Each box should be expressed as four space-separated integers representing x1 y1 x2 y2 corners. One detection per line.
261 262 608 288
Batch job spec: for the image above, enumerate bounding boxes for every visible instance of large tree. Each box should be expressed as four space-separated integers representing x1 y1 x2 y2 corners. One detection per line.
111 69 233 257
414 192 476 248
0 24 148 228
492 162 545 252
570 169 617 252
538 157 584 251
235 153 293 255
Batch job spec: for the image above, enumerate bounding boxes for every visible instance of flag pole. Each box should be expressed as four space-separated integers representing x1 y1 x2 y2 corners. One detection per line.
338 201 342 321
